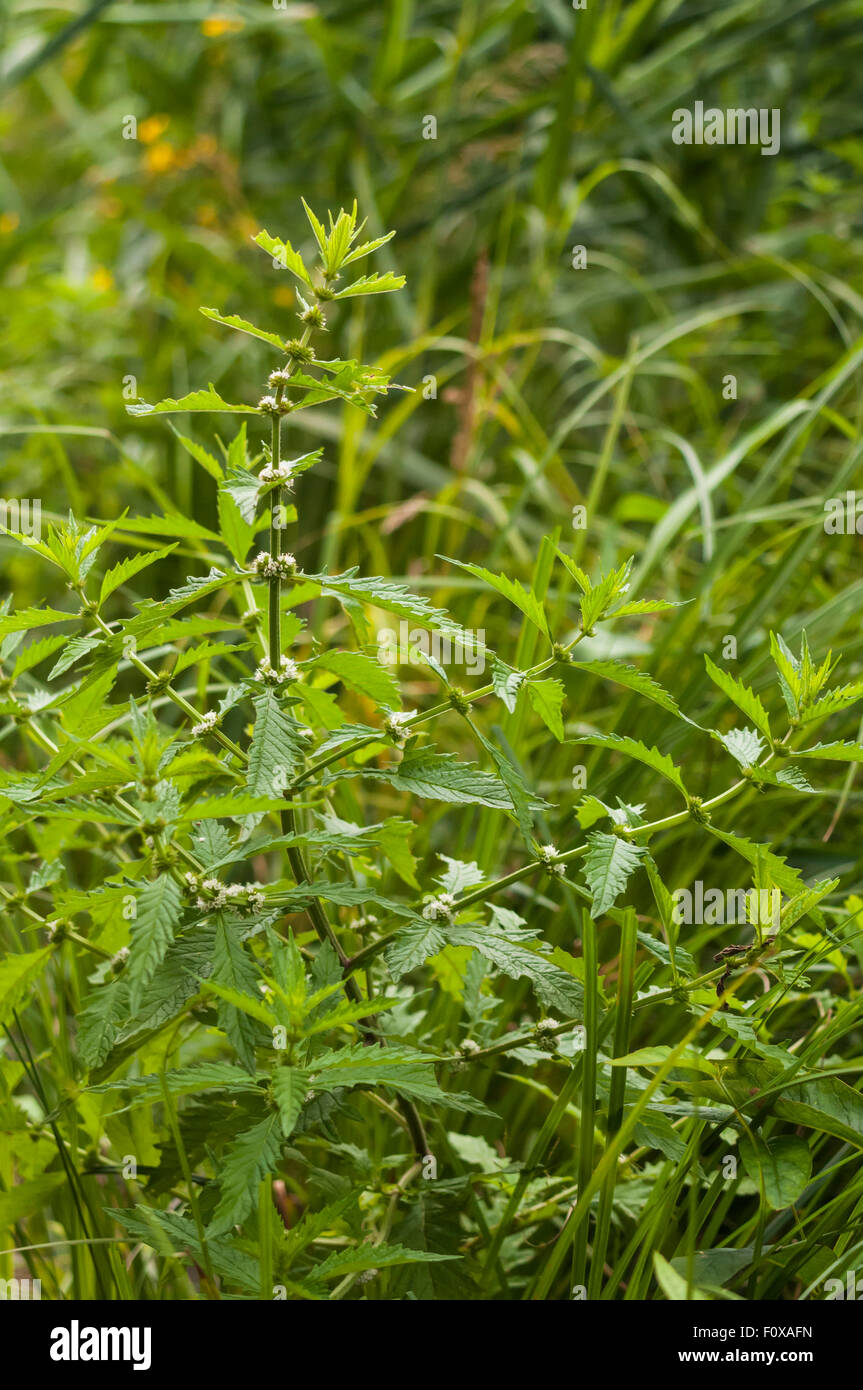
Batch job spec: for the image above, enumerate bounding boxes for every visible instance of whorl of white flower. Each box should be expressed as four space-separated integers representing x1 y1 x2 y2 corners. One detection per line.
200 876 229 908
252 552 297 580
195 878 266 913
382 708 417 744
458 1038 481 1055
111 947 130 967
267 368 293 388
257 394 280 413
259 461 294 486
191 710 219 738
422 892 457 923
535 1017 560 1034
256 655 299 686
538 842 566 877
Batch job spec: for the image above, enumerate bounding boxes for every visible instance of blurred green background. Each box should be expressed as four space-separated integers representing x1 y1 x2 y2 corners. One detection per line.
4 0 863 1302
2 0 863 714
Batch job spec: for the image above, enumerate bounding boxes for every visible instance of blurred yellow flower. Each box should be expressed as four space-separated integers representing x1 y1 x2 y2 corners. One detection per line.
191 134 219 160
145 142 178 174
274 286 296 308
235 214 258 240
196 204 219 227
201 17 244 36
98 196 123 219
90 267 114 292
139 115 170 144
0 211 20 234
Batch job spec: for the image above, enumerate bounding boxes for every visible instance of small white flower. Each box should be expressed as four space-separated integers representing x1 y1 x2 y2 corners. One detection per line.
256 655 299 686
537 842 566 877
251 552 297 580
422 892 456 923
248 889 265 911
191 710 219 737
536 1018 560 1034
459 1038 481 1055
257 394 280 413
259 462 294 486
382 708 417 744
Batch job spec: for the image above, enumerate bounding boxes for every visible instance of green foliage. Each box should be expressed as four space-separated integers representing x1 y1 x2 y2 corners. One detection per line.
3 0 863 1303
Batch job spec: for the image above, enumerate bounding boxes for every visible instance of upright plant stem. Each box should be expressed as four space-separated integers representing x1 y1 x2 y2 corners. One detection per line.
588 906 637 1299
271 402 428 1160
571 908 598 1294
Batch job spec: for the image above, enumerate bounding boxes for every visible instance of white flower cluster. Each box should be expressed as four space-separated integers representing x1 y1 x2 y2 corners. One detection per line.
382 708 416 745
259 462 294 486
537 842 566 877
258 393 292 415
191 710 219 738
186 874 266 913
535 1017 560 1033
422 892 457 923
256 655 299 686
252 551 297 580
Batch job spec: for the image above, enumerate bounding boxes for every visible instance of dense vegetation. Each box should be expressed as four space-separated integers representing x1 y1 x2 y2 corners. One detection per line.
2 0 863 1302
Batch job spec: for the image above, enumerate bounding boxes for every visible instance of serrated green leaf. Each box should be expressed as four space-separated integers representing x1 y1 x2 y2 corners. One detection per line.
332 271 406 298
576 732 689 796
0 948 53 1028
309 650 399 705
209 1111 283 1236
568 659 684 719
583 832 646 916
253 228 313 285
527 678 565 741
247 691 307 797
440 556 549 637
99 544 177 606
272 1067 309 1138
794 741 863 762
200 306 288 351
127 385 258 418
127 874 183 1011
704 655 772 741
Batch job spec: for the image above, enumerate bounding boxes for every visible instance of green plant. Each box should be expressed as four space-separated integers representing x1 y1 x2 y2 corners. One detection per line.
3 201 863 1303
